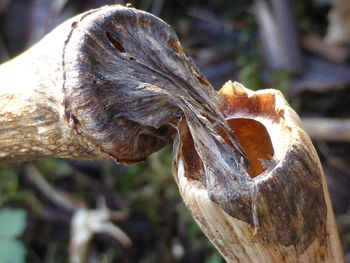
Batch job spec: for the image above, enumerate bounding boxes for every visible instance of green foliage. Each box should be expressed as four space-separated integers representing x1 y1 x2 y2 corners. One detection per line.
118 164 146 192
35 159 72 177
269 70 293 96
0 240 26 263
0 167 19 205
237 60 263 91
0 166 34 206
236 28 263 91
0 209 27 238
205 251 223 263
0 208 27 263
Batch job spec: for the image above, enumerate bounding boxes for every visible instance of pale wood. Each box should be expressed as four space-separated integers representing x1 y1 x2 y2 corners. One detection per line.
0 5 344 263
253 0 303 73
173 81 344 263
0 5 193 164
0 9 106 163
0 4 231 165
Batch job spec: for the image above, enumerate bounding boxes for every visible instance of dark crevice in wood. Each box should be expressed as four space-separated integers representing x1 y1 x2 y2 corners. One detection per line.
106 32 125 53
195 74 209 86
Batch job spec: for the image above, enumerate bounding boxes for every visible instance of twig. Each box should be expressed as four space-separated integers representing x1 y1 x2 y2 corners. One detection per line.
26 164 80 212
302 118 350 142
69 206 131 263
302 34 349 63
26 164 130 263
253 0 304 73
0 33 9 62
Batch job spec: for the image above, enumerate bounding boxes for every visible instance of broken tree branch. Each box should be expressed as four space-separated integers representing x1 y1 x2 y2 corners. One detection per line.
0 8 109 163
0 4 239 167
4 4 185 164
0 4 344 263
173 81 344 263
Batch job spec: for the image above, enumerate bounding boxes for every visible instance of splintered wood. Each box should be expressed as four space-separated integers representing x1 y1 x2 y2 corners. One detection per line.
0 5 344 262
173 81 344 263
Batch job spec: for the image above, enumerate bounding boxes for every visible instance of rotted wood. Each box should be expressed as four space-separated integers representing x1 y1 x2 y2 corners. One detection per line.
0 4 344 263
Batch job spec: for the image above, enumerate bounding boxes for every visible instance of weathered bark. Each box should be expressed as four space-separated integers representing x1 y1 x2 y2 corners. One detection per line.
0 5 244 166
0 34 99 163
0 5 344 263
173 81 344 263
0 7 116 163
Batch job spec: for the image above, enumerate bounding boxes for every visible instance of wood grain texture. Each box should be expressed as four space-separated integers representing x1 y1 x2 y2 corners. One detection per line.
0 5 247 167
173 81 344 262
62 5 248 166
0 18 98 162
0 5 344 262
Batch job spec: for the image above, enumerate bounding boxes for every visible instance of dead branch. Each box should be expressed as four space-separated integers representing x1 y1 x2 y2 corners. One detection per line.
0 4 237 167
0 5 185 164
173 81 344 262
253 0 304 73
70 205 131 263
26 164 130 263
302 118 350 142
26 164 80 212
0 5 344 263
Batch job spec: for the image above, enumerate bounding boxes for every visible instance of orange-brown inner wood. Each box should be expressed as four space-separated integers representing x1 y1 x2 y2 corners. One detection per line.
227 118 274 178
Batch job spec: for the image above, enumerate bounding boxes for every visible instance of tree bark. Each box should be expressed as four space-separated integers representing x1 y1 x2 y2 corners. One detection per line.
0 30 99 163
173 81 344 263
0 4 230 165
0 5 344 263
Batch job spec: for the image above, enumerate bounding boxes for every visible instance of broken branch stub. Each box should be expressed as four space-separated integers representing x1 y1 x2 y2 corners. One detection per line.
173 81 344 262
0 5 247 167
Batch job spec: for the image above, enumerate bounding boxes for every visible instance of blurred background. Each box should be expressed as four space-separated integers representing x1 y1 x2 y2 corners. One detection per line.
1 0 350 262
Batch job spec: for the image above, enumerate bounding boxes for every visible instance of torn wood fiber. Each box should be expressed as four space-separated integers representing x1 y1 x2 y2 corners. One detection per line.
62 6 257 242
173 81 344 262
0 4 344 262
62 5 248 168
0 4 249 212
